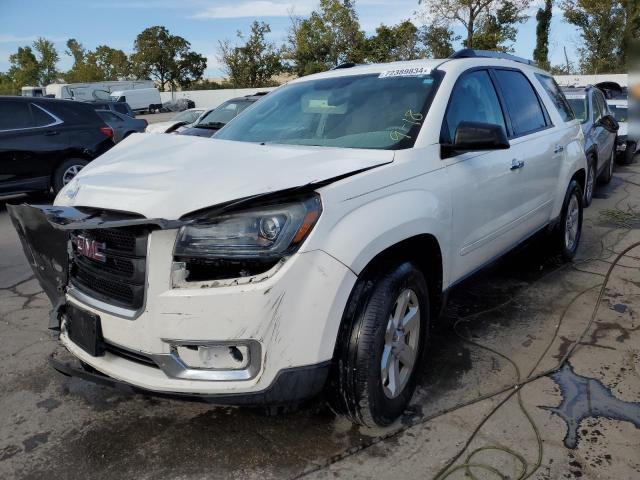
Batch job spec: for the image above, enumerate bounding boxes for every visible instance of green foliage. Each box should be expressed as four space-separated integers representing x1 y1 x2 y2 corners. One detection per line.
419 0 530 51
288 0 366 76
420 24 459 58
219 21 284 88
130 26 206 91
365 21 422 63
8 46 40 88
6 37 59 90
533 0 553 69
562 0 639 73
0 72 18 95
33 38 59 85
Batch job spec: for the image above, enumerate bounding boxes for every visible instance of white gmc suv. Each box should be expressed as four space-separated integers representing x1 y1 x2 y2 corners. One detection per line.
9 50 588 426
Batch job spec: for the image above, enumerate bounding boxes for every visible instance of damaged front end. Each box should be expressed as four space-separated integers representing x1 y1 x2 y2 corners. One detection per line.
7 204 184 330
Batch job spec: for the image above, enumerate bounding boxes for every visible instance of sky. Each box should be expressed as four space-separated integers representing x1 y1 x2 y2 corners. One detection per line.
0 0 582 79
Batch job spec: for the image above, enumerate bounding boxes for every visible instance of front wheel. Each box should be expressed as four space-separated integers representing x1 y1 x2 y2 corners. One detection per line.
584 159 595 207
599 148 615 185
554 179 584 261
329 261 429 426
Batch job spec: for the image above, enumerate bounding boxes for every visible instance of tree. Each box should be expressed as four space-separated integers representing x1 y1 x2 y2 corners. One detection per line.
33 38 59 85
288 0 366 76
471 1 526 52
65 39 101 82
130 26 206 90
366 21 422 63
420 23 459 58
560 0 632 73
91 46 131 80
219 21 284 88
533 0 553 69
418 0 530 50
8 47 40 88
0 72 18 95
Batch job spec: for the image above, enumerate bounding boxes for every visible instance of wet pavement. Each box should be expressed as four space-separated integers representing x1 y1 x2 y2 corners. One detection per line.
1 160 640 479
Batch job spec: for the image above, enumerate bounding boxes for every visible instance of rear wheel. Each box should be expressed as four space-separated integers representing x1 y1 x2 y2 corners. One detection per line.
329 261 429 426
623 142 637 165
53 158 88 193
555 179 583 261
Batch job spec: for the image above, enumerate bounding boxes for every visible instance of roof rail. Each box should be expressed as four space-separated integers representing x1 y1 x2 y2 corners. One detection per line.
332 62 357 70
449 49 537 67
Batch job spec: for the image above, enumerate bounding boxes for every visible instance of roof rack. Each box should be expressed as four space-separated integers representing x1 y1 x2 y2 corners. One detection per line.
332 62 357 70
449 49 537 67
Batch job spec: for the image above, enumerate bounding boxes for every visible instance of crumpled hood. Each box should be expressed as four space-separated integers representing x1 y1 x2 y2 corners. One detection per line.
56 133 394 219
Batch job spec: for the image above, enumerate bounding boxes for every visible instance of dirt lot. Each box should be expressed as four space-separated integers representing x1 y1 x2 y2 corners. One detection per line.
1 160 639 480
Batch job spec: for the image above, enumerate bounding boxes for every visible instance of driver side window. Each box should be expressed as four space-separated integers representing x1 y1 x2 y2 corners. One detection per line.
444 70 506 143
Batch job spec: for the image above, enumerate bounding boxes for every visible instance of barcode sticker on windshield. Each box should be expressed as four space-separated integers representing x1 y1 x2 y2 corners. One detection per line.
379 67 430 78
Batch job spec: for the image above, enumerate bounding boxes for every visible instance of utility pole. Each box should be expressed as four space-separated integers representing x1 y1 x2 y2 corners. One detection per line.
563 46 570 74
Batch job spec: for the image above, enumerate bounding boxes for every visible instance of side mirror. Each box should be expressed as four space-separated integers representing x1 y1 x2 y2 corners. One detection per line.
597 114 619 133
442 121 510 157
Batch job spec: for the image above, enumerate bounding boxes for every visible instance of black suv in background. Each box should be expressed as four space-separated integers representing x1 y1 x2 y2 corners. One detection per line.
85 100 136 118
0 97 114 196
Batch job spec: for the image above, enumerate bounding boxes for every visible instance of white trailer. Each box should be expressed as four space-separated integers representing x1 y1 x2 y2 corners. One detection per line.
45 80 155 101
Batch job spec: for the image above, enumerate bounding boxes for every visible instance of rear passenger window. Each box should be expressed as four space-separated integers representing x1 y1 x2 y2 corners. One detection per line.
444 70 506 143
0 101 32 130
535 74 575 122
30 104 57 127
494 70 547 136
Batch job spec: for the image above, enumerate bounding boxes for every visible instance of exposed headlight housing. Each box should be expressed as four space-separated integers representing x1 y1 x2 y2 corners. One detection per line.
173 194 322 282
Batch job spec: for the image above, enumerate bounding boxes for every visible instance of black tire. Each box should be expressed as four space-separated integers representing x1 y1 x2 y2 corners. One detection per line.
554 179 583 261
599 147 615 185
623 142 637 165
329 261 429 426
53 158 89 194
584 158 596 207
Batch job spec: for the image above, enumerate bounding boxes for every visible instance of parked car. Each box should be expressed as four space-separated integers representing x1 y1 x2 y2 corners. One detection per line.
9 50 588 427
179 94 266 138
96 110 148 143
161 98 196 112
109 88 162 114
607 98 637 165
0 96 114 196
86 100 136 118
145 108 204 134
563 86 619 205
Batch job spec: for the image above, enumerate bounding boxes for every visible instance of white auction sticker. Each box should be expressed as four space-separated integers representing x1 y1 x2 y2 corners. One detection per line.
379 67 430 78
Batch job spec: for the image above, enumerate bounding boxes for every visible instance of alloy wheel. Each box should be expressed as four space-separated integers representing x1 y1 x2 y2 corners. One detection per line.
585 164 595 204
565 193 580 251
62 165 84 185
381 289 420 399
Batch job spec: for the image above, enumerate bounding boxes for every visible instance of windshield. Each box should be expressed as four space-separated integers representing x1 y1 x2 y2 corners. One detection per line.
609 105 628 122
216 73 439 149
566 96 587 122
197 100 254 127
173 110 203 123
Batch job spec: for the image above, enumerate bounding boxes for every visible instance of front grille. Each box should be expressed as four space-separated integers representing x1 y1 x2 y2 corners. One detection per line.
70 227 149 310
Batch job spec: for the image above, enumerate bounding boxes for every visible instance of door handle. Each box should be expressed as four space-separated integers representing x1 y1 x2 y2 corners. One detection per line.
554 145 564 154
510 159 525 170
44 130 60 136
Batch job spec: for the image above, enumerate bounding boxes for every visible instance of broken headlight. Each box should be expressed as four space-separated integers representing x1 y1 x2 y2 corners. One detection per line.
174 195 322 281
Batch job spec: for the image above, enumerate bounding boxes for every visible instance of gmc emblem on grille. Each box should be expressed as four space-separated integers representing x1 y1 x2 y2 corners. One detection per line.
75 235 106 262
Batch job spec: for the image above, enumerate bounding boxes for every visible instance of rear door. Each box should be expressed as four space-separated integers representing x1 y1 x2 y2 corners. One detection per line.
0 101 68 194
443 69 523 281
491 68 558 230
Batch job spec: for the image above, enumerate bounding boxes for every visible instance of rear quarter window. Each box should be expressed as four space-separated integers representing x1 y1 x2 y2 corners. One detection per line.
45 101 102 125
493 69 548 136
535 73 575 122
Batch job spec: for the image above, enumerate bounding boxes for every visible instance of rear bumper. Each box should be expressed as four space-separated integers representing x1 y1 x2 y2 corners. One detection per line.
50 348 330 405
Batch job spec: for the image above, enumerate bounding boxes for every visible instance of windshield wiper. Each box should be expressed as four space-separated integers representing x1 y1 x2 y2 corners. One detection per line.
195 121 226 130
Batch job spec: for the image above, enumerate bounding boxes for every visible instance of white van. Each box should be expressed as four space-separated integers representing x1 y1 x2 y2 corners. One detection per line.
110 88 162 113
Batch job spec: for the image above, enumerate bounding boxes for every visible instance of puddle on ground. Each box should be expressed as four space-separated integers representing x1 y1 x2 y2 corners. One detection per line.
544 363 640 449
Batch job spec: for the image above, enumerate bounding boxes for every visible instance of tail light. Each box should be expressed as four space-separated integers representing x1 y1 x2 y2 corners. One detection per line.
100 126 114 138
